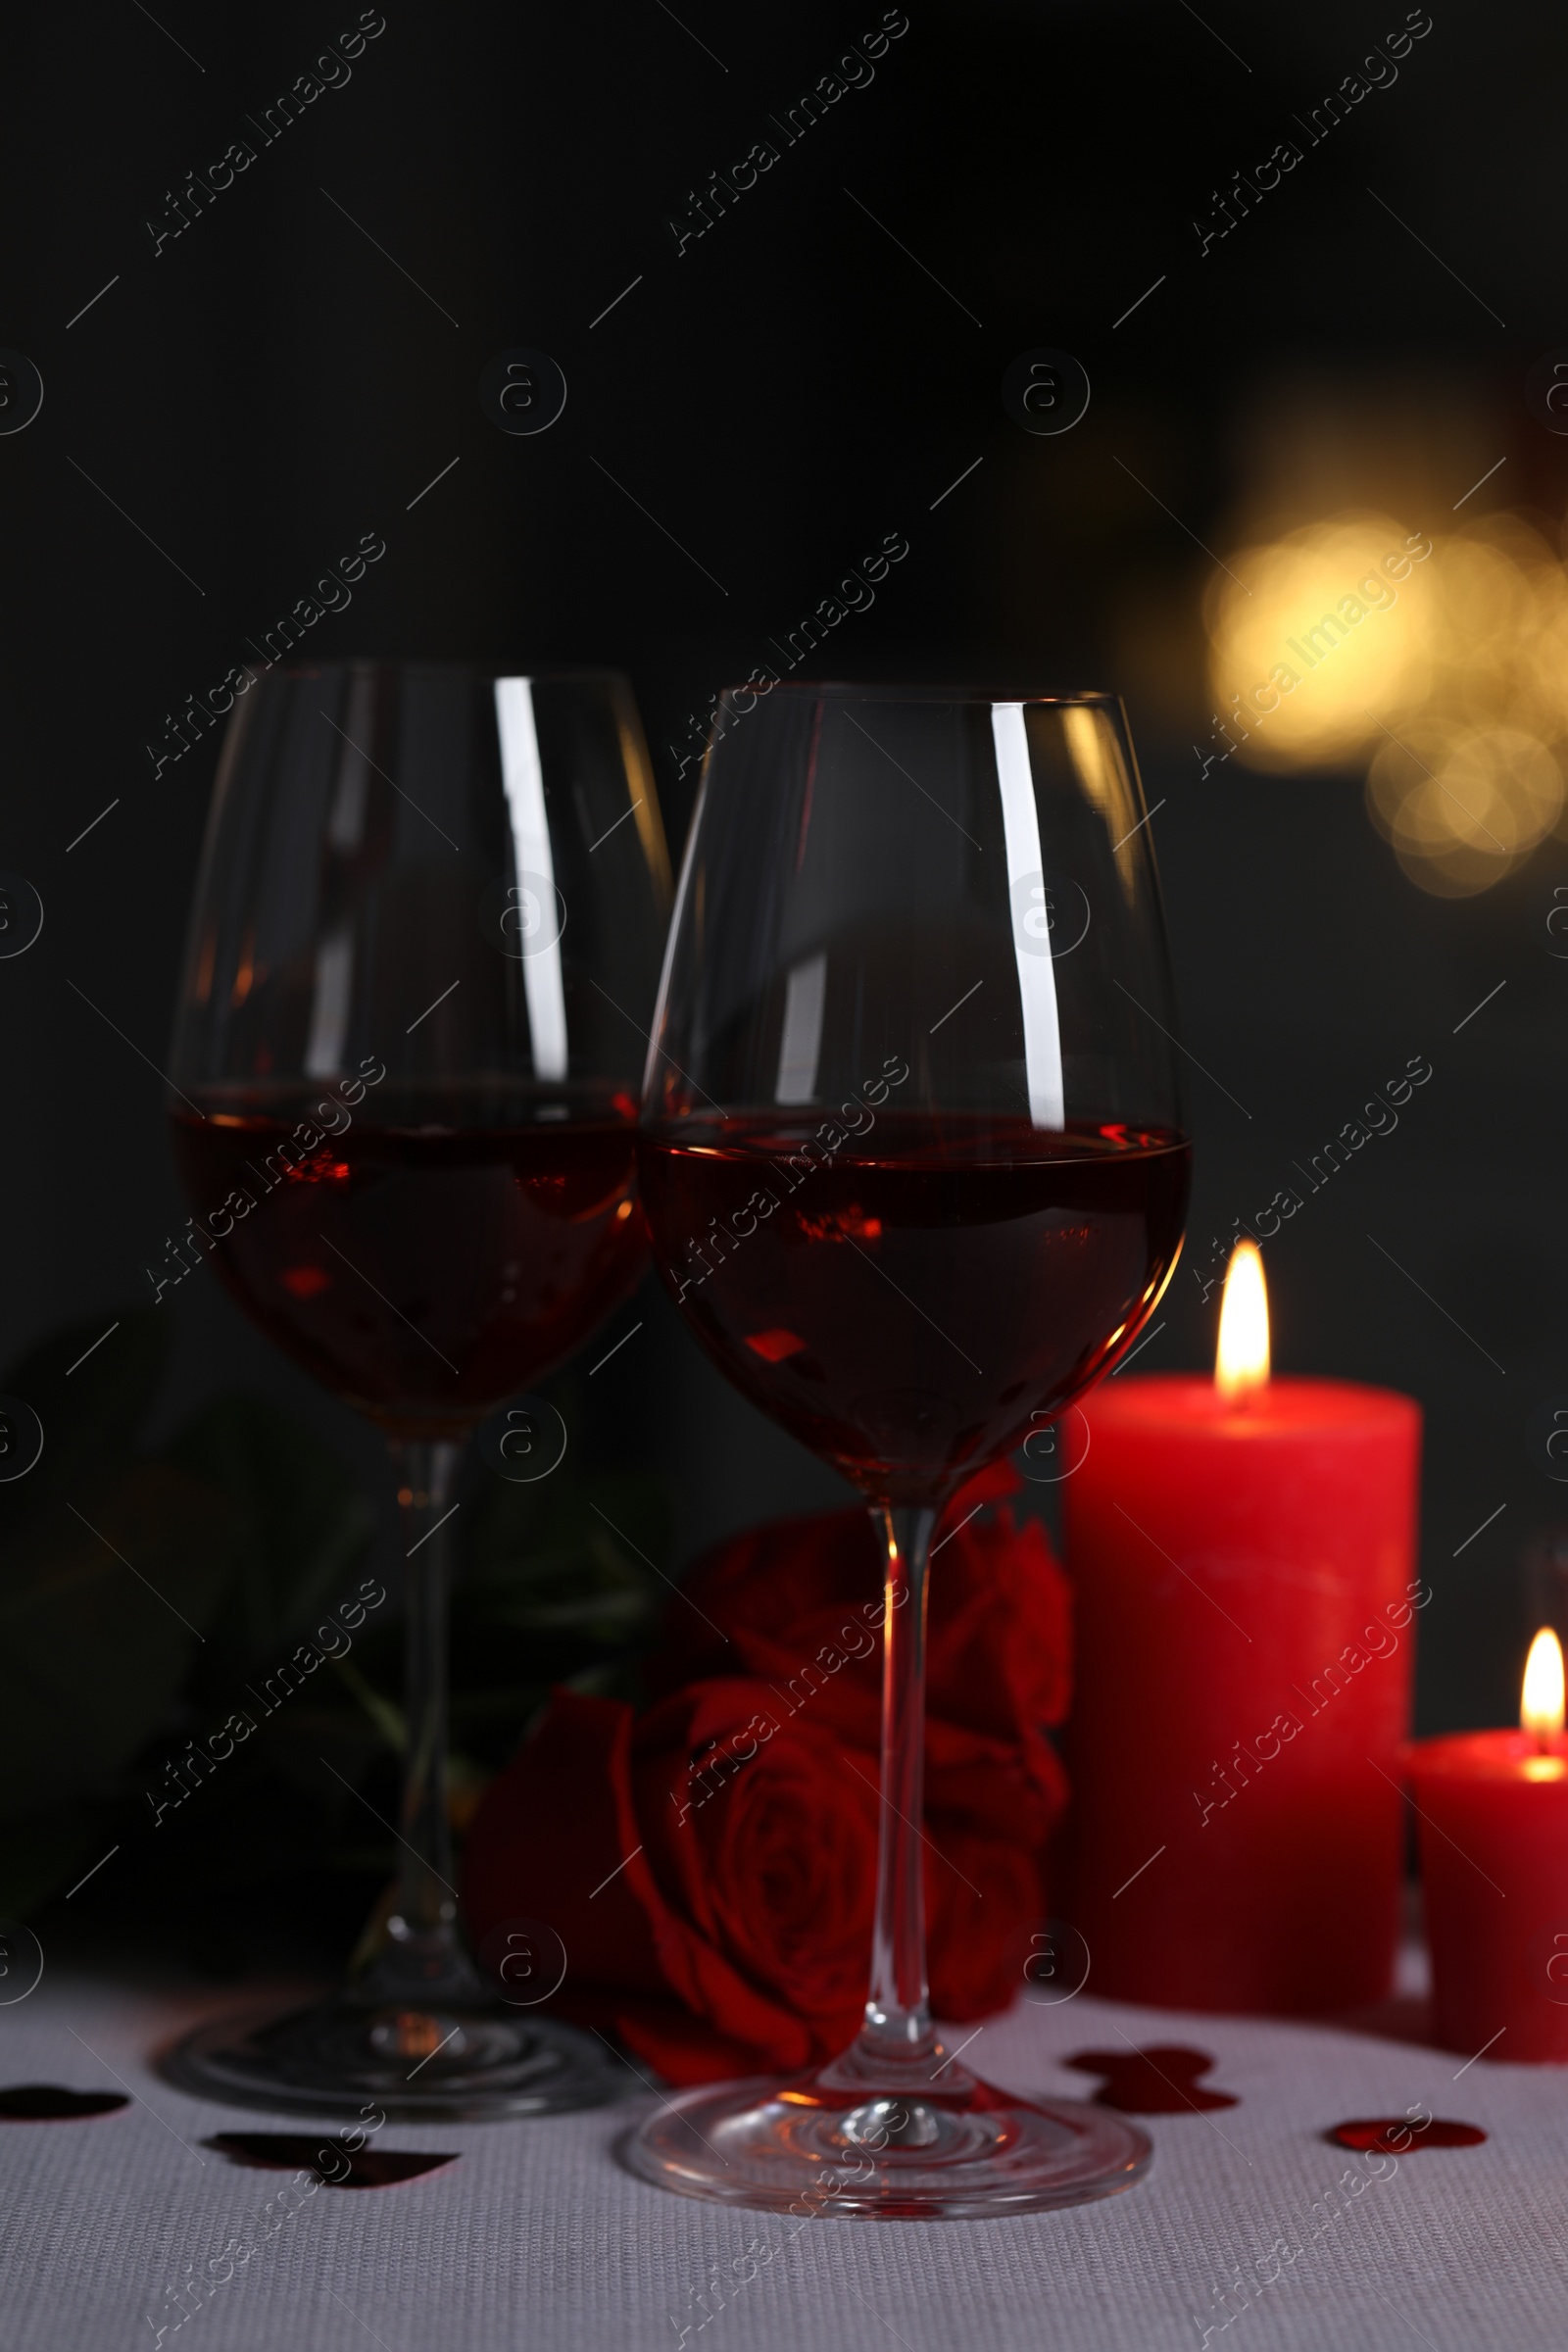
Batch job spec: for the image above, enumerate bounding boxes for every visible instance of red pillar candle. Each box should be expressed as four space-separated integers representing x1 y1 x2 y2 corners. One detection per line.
1060 1243 1423 2014
1408 1631 1568 2061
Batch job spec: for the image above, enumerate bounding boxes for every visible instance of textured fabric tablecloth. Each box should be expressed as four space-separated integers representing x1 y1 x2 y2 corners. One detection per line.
4 1961 1563 2352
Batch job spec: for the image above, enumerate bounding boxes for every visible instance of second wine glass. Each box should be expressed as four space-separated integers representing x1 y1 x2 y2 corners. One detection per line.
629 682 1191 2214
162 662 670 2119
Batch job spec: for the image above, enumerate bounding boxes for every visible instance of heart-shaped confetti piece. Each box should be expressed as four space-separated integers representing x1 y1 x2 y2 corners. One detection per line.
1329 2117 1486 2154
1065 2045 1239 2114
0 2084 129 2122
206 2132 458 2187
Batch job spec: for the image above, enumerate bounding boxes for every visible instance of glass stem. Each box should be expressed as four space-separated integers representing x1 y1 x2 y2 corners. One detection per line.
364 1436 482 2005
858 1503 938 2066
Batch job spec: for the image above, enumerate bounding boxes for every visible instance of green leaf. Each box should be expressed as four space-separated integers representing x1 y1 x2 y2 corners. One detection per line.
328 1652 406 1753
0 1803 117 1917
443 1464 671 1763
164 1394 374 1693
0 1458 237 1823
0 1307 168 1549
464 1466 670 1632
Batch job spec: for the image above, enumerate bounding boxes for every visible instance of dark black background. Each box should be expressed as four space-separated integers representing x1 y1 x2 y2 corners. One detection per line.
3 0 1564 1739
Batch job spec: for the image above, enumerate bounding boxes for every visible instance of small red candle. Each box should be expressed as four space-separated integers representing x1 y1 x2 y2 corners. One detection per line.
1409 1630 1568 2062
1061 1243 1423 2014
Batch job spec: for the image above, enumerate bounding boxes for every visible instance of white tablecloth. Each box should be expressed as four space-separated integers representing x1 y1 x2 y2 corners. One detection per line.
5 1957 1564 2352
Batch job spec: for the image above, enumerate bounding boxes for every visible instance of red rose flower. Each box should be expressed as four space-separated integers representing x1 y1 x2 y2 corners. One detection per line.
462 1467 1072 2082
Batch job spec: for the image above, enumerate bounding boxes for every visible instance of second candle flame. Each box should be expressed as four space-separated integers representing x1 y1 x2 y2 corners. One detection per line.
1216 1240 1270 1406
1521 1627 1565 1750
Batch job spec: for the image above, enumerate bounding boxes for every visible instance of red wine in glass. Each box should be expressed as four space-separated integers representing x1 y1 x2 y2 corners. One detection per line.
637 1112 1190 1501
172 1084 643 1433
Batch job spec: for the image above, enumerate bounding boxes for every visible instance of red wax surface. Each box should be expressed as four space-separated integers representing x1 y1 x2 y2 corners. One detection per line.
1061 1374 1422 2014
1408 1731 1568 2062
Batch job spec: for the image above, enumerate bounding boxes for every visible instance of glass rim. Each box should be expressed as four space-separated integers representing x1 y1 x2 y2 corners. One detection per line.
716 678 1120 707
260 660 635 685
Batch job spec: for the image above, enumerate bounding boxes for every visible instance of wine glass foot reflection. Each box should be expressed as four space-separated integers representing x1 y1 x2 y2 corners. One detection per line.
167 1989 629 2123
624 2045 1151 2218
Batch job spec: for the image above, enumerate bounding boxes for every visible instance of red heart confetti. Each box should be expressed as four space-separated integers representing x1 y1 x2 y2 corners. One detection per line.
1329 2117 1487 2154
0 2084 129 2122
206 2132 459 2188
1064 2045 1238 2114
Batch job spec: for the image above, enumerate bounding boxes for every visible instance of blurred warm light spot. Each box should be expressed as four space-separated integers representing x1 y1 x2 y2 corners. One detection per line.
1366 724 1562 897
1215 1240 1269 1405
230 927 257 1009
1206 507 1568 894
1205 514 1431 767
384 2010 450 2060
1521 1627 1565 1748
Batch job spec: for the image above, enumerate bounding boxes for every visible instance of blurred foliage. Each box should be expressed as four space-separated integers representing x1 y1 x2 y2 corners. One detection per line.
166 1393 376 1708
0 1313 671 1941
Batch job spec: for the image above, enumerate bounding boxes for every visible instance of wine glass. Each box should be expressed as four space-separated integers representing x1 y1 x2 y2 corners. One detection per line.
628 683 1190 2215
161 661 671 2120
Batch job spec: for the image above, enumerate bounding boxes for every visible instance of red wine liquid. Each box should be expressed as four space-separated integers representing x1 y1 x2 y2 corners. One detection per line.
637 1113 1190 1502
172 1086 644 1435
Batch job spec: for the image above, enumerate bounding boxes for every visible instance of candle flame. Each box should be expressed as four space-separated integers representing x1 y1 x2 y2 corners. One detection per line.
1215 1240 1270 1404
1521 1627 1565 1749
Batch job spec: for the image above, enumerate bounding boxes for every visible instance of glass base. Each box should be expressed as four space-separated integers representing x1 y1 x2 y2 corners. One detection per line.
163 1993 633 2122
622 2050 1153 2219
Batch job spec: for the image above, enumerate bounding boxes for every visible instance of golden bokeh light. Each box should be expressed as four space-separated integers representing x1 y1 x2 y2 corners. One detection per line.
1205 508 1568 894
1366 725 1562 897
1204 514 1433 768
